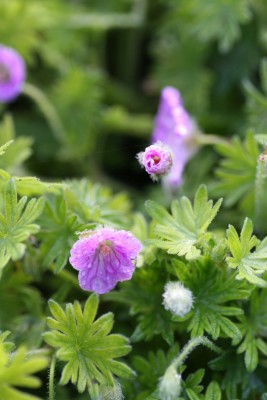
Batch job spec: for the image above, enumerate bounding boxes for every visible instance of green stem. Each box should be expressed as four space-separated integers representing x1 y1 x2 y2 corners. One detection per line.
49 265 80 289
22 83 65 143
196 133 229 146
48 355 56 400
172 336 222 370
254 153 267 234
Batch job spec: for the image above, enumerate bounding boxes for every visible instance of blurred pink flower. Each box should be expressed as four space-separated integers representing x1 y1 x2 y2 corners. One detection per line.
151 86 196 190
0 45 25 103
69 227 142 294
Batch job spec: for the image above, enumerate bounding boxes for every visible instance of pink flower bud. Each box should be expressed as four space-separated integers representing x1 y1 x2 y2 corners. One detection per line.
137 141 173 181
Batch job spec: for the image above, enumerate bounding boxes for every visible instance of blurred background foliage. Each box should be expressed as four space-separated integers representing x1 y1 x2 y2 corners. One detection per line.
1 0 267 204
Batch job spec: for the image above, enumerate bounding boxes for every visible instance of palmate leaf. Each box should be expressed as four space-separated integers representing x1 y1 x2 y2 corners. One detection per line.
0 115 33 173
126 345 180 398
65 179 132 228
173 258 248 341
226 218 267 286
212 131 258 214
236 290 267 372
0 179 44 273
43 294 134 394
37 194 82 273
146 185 222 260
209 350 265 400
105 260 176 345
0 342 48 400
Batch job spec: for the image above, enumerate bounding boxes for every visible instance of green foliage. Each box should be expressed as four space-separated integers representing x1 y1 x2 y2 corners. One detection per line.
209 349 266 400
0 115 33 173
126 345 179 399
37 194 81 273
65 179 132 228
244 58 267 134
173 258 248 341
181 0 252 52
0 179 44 273
106 260 176 344
0 340 48 400
182 368 205 400
3 0 267 398
236 290 267 372
43 294 134 394
226 218 267 286
212 131 258 213
204 381 222 400
146 185 222 260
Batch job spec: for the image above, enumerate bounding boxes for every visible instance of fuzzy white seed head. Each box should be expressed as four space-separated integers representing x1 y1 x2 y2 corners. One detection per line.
99 381 124 400
158 365 182 400
163 281 194 317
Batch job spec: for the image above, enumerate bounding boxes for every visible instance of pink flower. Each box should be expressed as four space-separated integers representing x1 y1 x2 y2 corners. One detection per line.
137 141 173 181
69 227 142 294
141 86 196 191
0 45 26 103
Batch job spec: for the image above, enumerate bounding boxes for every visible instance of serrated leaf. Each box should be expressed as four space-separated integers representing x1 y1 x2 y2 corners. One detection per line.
146 185 222 260
44 294 134 393
0 343 48 400
0 179 44 272
237 290 267 372
37 195 82 272
205 381 221 400
226 218 267 286
174 258 247 340
212 131 258 214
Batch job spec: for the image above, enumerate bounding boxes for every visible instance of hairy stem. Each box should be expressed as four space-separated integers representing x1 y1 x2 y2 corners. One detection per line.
172 336 222 370
22 83 65 143
255 152 267 235
48 355 56 400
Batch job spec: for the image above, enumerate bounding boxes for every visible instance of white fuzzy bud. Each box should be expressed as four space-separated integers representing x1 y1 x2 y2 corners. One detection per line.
158 365 182 400
99 382 124 400
163 281 194 317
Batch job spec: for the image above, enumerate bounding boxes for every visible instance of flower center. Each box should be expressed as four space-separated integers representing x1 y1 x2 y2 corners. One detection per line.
0 63 10 83
97 240 114 255
151 155 160 164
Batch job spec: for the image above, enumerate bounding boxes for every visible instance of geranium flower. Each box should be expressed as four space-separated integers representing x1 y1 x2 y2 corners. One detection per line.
138 86 197 191
137 141 173 181
69 227 142 294
0 45 25 103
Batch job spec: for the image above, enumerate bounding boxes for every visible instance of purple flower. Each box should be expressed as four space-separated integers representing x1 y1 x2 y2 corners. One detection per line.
0 45 26 103
69 227 142 294
137 141 173 181
152 86 196 189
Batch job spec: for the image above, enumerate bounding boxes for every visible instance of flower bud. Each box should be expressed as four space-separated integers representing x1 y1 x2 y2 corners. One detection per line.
163 281 194 317
137 141 173 181
158 365 182 400
99 382 124 400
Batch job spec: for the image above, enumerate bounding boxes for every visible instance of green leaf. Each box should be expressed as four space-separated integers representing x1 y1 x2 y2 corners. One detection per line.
205 381 221 400
0 115 33 173
212 131 258 214
37 194 82 272
236 290 267 372
43 294 134 393
0 179 44 273
127 345 180 398
146 185 222 260
226 218 267 286
105 260 176 344
184 368 205 399
173 258 247 340
0 342 48 400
